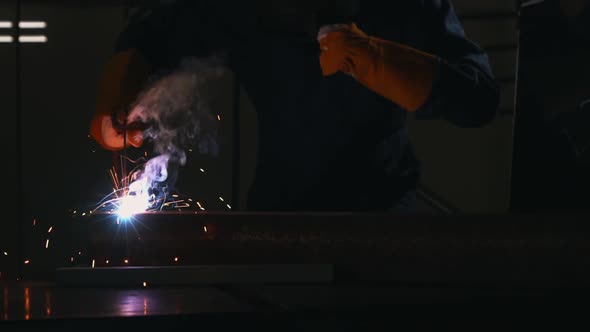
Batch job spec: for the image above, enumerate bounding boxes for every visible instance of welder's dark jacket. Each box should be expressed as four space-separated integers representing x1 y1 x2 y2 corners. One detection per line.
116 0 500 211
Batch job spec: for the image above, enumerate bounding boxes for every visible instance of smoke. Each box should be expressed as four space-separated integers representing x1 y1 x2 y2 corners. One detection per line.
119 154 171 217
124 57 226 205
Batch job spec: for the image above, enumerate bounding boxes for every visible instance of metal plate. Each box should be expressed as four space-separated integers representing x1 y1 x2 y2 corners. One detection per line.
56 264 333 286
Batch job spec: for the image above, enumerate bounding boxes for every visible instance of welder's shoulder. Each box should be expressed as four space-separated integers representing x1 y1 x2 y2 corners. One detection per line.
124 0 184 22
116 1 180 48
420 0 449 11
116 0 234 48
419 0 463 22
115 0 207 60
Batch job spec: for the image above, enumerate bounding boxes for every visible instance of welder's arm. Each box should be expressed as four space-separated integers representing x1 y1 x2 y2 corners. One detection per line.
318 23 438 113
90 2 174 151
89 48 152 151
318 0 500 127
417 0 500 127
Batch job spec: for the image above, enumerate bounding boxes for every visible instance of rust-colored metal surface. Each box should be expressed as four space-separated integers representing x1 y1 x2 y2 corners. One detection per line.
67 212 590 288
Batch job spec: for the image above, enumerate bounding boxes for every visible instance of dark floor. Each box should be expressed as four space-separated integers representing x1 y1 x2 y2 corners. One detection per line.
1 281 589 331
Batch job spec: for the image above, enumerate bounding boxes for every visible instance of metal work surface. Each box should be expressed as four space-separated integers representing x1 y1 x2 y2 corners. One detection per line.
68 212 590 288
56 265 333 286
3 212 590 329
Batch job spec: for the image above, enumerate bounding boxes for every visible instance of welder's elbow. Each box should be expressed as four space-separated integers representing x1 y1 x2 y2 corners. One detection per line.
446 80 500 128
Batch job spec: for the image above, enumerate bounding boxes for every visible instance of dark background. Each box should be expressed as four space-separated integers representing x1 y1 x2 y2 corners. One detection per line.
0 0 588 280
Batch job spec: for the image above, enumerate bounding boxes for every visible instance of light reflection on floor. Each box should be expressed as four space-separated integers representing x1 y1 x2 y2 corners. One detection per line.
1 283 253 321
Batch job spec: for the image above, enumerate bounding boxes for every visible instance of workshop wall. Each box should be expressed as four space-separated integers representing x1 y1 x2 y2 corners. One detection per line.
0 2 18 280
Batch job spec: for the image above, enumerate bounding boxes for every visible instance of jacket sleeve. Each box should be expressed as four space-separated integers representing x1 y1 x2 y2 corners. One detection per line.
416 0 501 127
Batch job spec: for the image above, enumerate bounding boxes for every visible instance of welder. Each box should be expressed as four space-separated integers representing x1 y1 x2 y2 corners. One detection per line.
90 0 500 212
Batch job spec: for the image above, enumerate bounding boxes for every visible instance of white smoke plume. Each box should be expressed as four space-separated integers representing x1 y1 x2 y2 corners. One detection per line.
123 57 226 208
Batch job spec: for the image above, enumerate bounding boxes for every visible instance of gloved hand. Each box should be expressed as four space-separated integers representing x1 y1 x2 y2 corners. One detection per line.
318 23 439 112
90 48 151 151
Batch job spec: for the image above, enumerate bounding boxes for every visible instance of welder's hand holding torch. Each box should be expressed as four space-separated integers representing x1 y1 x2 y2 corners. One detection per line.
318 23 439 112
90 49 151 151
